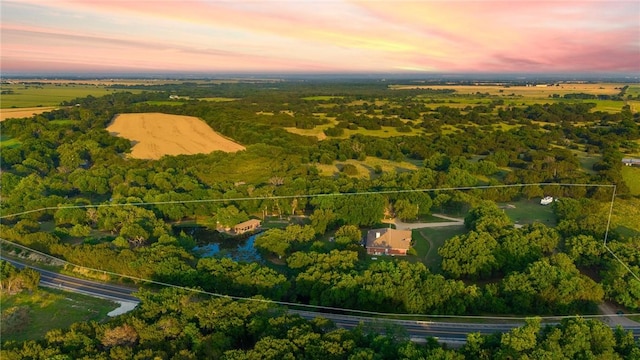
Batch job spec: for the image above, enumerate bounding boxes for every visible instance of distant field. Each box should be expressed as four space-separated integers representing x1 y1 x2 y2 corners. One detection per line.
107 113 245 159
302 96 345 101
0 83 139 108
0 106 58 121
200 97 239 102
392 83 623 96
1 288 116 342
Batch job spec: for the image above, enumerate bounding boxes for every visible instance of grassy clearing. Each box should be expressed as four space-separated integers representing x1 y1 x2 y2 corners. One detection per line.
411 229 429 260
314 157 419 179
1 288 117 342
621 166 640 195
626 86 640 97
0 84 137 108
574 151 600 174
418 225 467 272
611 198 640 233
394 83 623 97
49 119 80 126
199 97 239 102
302 96 344 101
499 199 556 226
143 100 186 106
0 134 21 149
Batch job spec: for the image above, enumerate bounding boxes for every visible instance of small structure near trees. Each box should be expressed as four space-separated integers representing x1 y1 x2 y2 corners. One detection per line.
233 219 261 234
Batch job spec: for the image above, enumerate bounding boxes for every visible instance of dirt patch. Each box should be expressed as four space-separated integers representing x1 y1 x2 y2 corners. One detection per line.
107 113 245 159
0 107 57 121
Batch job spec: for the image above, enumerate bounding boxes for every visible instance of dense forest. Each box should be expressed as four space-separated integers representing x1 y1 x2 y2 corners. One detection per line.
1 80 639 356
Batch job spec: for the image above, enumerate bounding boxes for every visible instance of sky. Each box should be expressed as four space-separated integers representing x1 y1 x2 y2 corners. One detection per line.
1 0 639 75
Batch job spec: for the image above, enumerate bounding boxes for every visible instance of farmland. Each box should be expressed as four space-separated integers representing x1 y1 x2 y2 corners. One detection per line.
106 113 246 159
0 83 140 108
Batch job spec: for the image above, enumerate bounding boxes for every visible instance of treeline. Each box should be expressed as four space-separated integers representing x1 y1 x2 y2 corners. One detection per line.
1 288 638 359
0 82 639 316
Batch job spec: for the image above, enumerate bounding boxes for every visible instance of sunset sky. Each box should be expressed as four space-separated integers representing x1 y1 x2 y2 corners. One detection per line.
2 0 639 74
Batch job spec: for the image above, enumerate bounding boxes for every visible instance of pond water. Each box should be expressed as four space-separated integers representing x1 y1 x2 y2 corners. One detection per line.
176 226 263 263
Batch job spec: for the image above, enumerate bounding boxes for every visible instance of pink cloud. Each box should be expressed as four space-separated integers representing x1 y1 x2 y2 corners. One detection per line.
2 0 639 73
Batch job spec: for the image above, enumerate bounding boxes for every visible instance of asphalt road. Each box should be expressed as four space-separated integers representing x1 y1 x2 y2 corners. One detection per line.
3 256 639 342
1 256 139 302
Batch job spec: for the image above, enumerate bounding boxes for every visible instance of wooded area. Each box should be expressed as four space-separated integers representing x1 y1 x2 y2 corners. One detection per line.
1 79 638 356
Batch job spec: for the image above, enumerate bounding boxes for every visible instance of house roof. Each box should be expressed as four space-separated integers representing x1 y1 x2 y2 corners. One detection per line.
366 228 412 250
234 219 261 228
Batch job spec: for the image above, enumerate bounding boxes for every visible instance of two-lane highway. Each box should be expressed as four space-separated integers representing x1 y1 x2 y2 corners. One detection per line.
1 256 138 303
3 256 639 343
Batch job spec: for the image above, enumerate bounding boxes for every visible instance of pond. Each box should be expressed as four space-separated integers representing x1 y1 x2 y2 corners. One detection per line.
174 225 263 263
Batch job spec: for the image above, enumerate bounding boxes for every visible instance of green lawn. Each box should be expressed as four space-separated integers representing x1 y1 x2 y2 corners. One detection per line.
416 225 467 273
499 199 556 226
1 288 118 342
621 166 640 195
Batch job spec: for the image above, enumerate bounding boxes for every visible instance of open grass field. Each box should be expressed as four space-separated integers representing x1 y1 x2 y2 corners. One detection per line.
611 198 640 233
302 96 345 101
0 106 59 121
314 157 419 178
621 166 640 195
200 97 239 102
391 83 624 96
397 83 631 113
0 83 139 108
107 113 245 159
1 288 117 342
499 199 556 226
285 117 423 140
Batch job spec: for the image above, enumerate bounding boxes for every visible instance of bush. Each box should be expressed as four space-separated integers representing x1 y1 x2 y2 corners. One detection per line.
341 164 358 176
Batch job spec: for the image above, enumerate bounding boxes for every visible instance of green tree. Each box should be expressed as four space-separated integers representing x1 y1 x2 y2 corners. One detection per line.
439 231 499 279
394 199 418 221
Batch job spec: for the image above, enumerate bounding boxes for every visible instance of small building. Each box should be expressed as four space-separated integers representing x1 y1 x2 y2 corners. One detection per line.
233 219 261 234
622 158 640 167
540 196 554 205
366 228 412 256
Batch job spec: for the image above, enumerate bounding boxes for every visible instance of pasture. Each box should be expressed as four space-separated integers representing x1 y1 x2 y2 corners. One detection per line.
0 83 137 108
107 113 245 159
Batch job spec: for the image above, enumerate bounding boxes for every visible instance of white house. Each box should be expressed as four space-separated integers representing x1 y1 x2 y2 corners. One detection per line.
540 196 554 205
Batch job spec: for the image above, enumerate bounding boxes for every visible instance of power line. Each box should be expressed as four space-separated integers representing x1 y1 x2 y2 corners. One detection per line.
0 182 615 219
2 183 637 317
2 237 638 322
